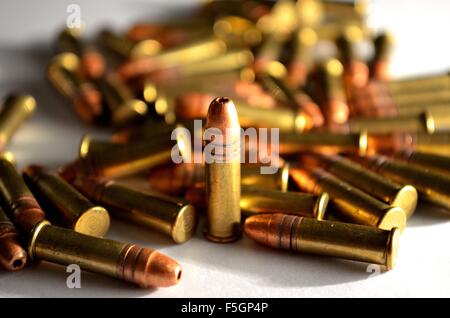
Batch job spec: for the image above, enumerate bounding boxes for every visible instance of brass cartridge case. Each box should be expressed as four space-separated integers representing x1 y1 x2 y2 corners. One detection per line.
366 132 450 156
369 31 394 80
240 185 329 219
76 178 197 244
387 73 450 95
392 90 450 108
23 165 110 237
149 162 289 195
0 206 27 271
47 52 103 124
362 154 450 211
0 94 36 150
118 37 227 80
279 131 367 155
0 153 46 234
98 29 162 59
300 153 417 218
348 111 450 134
58 28 105 79
204 97 241 242
395 150 450 176
95 74 148 126
74 131 189 178
244 214 399 270
322 0 370 21
290 167 406 231
29 221 181 288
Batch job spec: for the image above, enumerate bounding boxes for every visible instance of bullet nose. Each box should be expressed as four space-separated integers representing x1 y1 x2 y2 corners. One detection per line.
136 250 182 288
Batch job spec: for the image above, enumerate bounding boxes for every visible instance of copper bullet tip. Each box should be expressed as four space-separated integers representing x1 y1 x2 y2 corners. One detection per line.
244 214 286 248
80 50 106 80
120 245 182 288
206 97 240 132
73 87 103 124
0 232 27 271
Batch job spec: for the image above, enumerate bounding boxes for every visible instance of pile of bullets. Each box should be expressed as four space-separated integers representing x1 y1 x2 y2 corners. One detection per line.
1 0 450 288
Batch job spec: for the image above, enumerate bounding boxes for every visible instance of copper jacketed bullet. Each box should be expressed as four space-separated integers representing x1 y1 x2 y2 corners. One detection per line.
23 165 110 237
47 52 103 124
57 28 106 79
0 94 36 150
204 97 241 242
287 27 317 87
369 31 394 80
0 153 46 234
395 150 450 176
149 162 289 195
300 153 417 218
359 154 450 212
0 205 27 271
244 214 400 270
29 221 181 288
76 178 198 244
290 167 406 232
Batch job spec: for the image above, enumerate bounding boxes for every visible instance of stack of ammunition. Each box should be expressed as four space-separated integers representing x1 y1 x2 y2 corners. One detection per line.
1 0 450 288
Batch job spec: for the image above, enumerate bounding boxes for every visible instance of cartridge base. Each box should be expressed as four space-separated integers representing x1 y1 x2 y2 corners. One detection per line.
203 227 241 243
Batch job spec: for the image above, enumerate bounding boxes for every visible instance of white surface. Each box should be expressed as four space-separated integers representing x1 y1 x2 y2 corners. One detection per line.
1 0 450 297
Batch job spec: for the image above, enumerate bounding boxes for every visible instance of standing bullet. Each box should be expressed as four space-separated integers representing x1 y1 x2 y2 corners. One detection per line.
0 94 36 151
76 177 197 244
204 97 241 242
29 221 181 288
23 165 110 237
0 153 46 234
0 206 27 271
244 214 400 270
290 167 406 232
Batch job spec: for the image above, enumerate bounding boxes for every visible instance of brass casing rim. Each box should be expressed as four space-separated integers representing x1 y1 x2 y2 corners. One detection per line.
73 206 111 237
279 163 290 192
170 204 198 244
203 227 241 243
28 220 51 260
386 227 401 270
377 206 406 233
390 185 418 219
358 130 368 156
314 192 329 221
79 134 91 158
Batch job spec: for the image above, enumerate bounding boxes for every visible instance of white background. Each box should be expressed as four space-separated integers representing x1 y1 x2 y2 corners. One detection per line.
1 0 450 297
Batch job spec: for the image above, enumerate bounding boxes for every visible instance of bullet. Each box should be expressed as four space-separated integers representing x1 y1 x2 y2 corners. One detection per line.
117 37 227 80
29 221 182 288
366 132 450 156
286 27 317 87
204 97 241 242
0 206 27 271
348 110 450 134
361 154 450 211
47 53 103 124
0 94 36 150
300 153 417 218
57 28 106 79
369 31 394 80
395 150 450 176
257 72 324 127
148 162 290 195
336 25 369 89
315 58 350 126
0 153 46 234
98 29 162 59
68 131 189 179
175 92 314 132
240 186 329 219
76 178 198 244
95 74 148 126
290 167 406 231
244 214 399 270
149 49 254 84
279 131 367 155
23 165 110 237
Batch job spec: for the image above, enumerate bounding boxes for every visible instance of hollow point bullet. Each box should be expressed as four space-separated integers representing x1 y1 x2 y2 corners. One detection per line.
300 153 417 218
0 153 46 234
58 28 106 79
29 221 182 288
290 167 407 232
47 52 103 124
244 214 399 270
0 206 27 271
76 177 197 244
204 97 241 242
23 165 110 237
0 94 36 150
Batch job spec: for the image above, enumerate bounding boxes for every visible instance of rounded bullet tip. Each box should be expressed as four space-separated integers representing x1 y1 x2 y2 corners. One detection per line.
0 234 27 271
244 214 273 246
206 97 240 131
